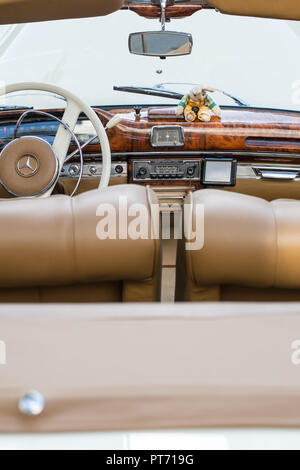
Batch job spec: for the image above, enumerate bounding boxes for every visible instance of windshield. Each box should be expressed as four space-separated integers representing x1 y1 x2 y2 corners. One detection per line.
0 9 300 111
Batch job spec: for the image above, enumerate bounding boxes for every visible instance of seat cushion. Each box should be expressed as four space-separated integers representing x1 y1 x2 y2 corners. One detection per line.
0 185 159 288
186 189 300 290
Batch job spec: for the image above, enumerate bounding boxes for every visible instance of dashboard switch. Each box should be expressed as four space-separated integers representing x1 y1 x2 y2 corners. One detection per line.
115 165 124 174
69 164 80 176
89 166 97 175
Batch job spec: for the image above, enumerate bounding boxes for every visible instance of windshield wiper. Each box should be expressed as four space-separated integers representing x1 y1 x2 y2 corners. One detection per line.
213 88 249 107
157 83 249 107
0 93 67 113
114 85 183 100
114 84 249 107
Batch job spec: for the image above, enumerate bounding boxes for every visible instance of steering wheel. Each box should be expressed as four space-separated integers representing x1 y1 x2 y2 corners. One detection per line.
0 82 111 197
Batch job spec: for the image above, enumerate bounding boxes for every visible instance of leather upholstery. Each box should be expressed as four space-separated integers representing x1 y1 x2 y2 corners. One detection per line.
223 179 300 202
179 189 300 301
2 302 300 432
0 0 296 25
0 281 123 303
209 0 300 20
0 0 124 25
0 185 160 302
0 137 58 197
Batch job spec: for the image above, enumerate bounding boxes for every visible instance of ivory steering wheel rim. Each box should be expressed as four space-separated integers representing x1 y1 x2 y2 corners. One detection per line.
0 82 111 196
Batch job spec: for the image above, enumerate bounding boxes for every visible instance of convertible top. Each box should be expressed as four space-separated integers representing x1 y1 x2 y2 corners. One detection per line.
209 0 300 20
0 0 124 25
125 1 300 21
0 0 299 25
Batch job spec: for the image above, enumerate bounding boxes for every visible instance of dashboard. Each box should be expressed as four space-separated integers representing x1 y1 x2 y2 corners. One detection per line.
1 105 300 202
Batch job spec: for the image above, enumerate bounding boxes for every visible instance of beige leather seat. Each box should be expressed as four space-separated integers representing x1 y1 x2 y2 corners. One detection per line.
177 189 300 302
0 185 160 303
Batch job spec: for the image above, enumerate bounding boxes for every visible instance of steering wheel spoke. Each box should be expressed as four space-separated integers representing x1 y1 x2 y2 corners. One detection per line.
52 99 81 171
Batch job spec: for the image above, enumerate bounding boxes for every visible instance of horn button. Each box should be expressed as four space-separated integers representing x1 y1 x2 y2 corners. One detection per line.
16 155 39 178
0 136 59 197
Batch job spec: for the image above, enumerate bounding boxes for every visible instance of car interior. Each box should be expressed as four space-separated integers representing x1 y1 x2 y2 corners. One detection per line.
1 2 300 304
2 0 300 441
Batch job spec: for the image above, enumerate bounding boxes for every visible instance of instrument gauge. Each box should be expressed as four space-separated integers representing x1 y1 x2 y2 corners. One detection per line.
151 126 185 148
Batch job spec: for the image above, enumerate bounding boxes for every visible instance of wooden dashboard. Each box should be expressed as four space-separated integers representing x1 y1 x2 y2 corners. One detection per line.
91 106 300 159
1 105 300 201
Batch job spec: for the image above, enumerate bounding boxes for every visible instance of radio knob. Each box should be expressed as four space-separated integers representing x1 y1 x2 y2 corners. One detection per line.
69 164 80 176
187 166 195 176
138 167 147 177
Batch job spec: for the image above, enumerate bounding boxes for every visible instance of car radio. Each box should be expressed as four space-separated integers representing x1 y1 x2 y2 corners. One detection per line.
132 160 201 182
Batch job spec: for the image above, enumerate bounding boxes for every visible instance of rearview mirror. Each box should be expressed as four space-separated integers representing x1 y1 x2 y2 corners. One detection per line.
128 31 193 58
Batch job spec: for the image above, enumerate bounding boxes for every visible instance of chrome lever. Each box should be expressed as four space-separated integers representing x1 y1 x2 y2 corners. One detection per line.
254 168 300 181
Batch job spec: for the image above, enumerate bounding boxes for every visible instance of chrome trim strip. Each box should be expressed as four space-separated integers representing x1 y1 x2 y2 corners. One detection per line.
110 150 300 159
68 150 300 160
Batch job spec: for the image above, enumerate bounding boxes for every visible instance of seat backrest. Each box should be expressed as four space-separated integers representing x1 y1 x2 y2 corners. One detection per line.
0 185 160 302
177 189 300 302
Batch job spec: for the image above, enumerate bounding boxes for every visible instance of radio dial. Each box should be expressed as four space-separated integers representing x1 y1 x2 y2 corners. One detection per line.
138 167 147 177
187 166 195 176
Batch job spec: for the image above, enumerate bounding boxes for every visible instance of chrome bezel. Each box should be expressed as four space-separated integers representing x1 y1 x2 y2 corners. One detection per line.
150 125 185 148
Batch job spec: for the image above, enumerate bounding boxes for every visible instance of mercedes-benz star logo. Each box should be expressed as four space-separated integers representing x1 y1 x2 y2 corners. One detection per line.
16 155 39 178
